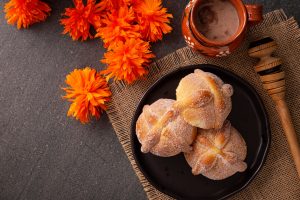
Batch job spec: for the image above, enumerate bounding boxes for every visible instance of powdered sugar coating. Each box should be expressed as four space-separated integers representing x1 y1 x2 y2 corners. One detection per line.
136 99 197 157
176 69 233 129
184 121 247 180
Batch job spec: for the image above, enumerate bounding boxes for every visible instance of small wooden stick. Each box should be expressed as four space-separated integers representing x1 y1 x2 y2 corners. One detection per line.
248 37 300 177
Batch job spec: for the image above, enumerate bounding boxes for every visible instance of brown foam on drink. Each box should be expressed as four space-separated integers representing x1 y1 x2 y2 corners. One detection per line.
194 0 240 42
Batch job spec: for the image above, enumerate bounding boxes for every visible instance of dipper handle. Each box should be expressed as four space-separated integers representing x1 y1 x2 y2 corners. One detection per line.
274 99 300 177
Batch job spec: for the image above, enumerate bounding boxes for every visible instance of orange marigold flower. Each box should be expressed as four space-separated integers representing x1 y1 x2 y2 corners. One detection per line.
134 0 173 42
123 0 140 7
98 0 127 11
60 0 104 41
101 38 155 84
4 0 51 29
62 67 111 123
95 7 140 50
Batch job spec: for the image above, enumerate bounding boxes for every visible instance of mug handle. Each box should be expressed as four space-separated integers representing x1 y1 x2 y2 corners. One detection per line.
245 4 263 26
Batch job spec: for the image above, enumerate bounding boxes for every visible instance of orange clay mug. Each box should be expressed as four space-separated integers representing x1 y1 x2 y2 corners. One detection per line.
182 0 263 57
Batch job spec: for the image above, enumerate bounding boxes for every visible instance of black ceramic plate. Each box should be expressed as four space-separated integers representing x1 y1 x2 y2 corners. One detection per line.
131 64 270 200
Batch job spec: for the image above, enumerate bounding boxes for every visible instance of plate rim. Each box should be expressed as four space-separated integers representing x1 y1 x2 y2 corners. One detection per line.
130 64 271 200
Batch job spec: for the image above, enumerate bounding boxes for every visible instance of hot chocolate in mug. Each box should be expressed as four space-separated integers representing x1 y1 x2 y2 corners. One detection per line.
182 0 263 57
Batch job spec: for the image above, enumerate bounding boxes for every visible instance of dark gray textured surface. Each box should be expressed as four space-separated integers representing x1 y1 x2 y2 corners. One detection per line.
0 0 299 200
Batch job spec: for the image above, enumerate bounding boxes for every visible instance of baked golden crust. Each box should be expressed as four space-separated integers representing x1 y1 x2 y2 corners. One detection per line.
136 99 197 157
184 121 247 180
175 69 233 129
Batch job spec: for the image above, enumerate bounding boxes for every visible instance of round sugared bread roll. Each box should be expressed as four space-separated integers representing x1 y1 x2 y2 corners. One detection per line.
184 121 247 180
136 99 197 157
175 69 233 129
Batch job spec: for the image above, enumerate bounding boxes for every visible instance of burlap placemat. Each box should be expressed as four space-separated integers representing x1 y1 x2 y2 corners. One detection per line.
106 10 300 200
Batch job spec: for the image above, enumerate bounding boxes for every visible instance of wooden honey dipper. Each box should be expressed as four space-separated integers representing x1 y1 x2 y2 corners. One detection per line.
248 37 300 177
